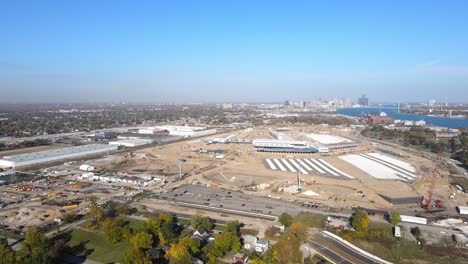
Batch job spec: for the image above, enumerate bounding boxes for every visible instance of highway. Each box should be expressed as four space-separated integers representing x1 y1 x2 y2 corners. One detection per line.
150 184 352 219
307 240 354 264
312 231 390 264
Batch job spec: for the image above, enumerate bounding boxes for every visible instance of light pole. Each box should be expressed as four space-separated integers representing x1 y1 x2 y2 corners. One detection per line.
178 158 187 179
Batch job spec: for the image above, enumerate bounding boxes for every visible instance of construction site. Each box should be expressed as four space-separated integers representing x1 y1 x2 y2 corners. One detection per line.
0 123 466 236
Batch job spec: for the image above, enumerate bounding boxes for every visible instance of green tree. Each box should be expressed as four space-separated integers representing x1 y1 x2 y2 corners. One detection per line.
129 232 153 250
390 211 401 225
225 220 240 235
207 232 241 257
22 228 53 264
413 227 422 240
85 197 104 229
351 210 370 233
63 212 77 223
0 238 17 264
115 203 130 215
123 247 152 264
190 215 213 231
278 213 293 227
160 221 177 245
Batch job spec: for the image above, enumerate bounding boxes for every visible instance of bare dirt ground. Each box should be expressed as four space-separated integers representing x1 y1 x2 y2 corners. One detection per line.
92 125 464 211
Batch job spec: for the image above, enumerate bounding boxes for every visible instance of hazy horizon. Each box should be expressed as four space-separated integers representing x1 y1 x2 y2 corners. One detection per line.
2 1 468 103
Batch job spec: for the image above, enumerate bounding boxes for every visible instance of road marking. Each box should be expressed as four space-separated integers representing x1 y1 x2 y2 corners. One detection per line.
296 159 313 171
265 159 277 170
318 159 354 179
174 201 277 220
272 159 287 171
289 159 308 174
305 159 325 174
311 159 339 176
281 159 297 173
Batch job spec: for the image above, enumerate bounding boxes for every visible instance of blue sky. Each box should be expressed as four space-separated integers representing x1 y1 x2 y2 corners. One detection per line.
1 0 468 103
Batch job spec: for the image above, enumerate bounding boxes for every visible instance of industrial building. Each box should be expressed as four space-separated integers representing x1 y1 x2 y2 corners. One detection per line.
109 138 153 148
303 133 359 154
365 115 395 125
0 144 117 168
79 164 95 171
252 139 317 153
457 206 468 215
137 125 216 138
77 173 162 186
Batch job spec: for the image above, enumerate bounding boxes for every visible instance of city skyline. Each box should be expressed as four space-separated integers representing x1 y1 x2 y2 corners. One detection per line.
2 0 468 103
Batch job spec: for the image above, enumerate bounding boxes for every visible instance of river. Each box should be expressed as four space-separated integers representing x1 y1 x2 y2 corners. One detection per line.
336 107 467 129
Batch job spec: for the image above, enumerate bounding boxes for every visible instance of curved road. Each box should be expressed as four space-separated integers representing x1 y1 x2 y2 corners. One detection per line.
307 240 354 264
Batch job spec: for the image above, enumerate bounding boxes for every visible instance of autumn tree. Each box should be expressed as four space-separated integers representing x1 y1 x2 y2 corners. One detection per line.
129 232 153 250
165 238 197 264
351 210 369 233
265 233 302 264
288 223 308 242
143 213 178 246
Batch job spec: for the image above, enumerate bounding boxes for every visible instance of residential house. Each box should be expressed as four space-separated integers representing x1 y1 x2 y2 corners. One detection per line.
242 235 257 250
232 252 246 264
255 238 269 253
191 227 210 241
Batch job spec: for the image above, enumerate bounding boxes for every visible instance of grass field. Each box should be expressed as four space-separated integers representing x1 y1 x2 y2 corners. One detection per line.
60 229 132 263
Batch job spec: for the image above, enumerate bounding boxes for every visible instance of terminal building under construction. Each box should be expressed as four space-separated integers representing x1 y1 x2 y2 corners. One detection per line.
252 139 318 153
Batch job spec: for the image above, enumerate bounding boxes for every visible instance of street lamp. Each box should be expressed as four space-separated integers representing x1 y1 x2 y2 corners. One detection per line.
178 158 187 179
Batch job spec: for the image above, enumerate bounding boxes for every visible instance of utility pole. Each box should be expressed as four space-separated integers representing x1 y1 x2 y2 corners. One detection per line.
297 170 302 190
177 158 187 179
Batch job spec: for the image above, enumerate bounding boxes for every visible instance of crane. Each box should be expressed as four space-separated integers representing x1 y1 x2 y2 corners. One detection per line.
422 146 444 211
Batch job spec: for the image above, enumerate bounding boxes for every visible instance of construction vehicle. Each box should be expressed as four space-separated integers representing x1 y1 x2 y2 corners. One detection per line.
421 147 446 212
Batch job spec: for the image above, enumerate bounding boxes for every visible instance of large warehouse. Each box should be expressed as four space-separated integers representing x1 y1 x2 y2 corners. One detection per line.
138 125 216 138
109 138 153 147
303 133 359 154
252 139 318 153
0 144 118 168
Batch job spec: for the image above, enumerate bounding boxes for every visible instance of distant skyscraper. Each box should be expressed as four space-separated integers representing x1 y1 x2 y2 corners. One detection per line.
358 94 369 106
429 99 436 106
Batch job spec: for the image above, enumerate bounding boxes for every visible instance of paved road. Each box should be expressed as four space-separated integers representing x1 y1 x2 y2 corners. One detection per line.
307 240 354 264
10 219 87 251
151 184 352 219
314 232 385 264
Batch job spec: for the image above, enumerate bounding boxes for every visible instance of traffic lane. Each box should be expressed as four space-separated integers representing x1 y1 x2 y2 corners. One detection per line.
153 184 354 219
156 188 302 216
307 240 354 264
316 232 381 264
172 201 276 220
159 185 335 216
156 190 350 219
